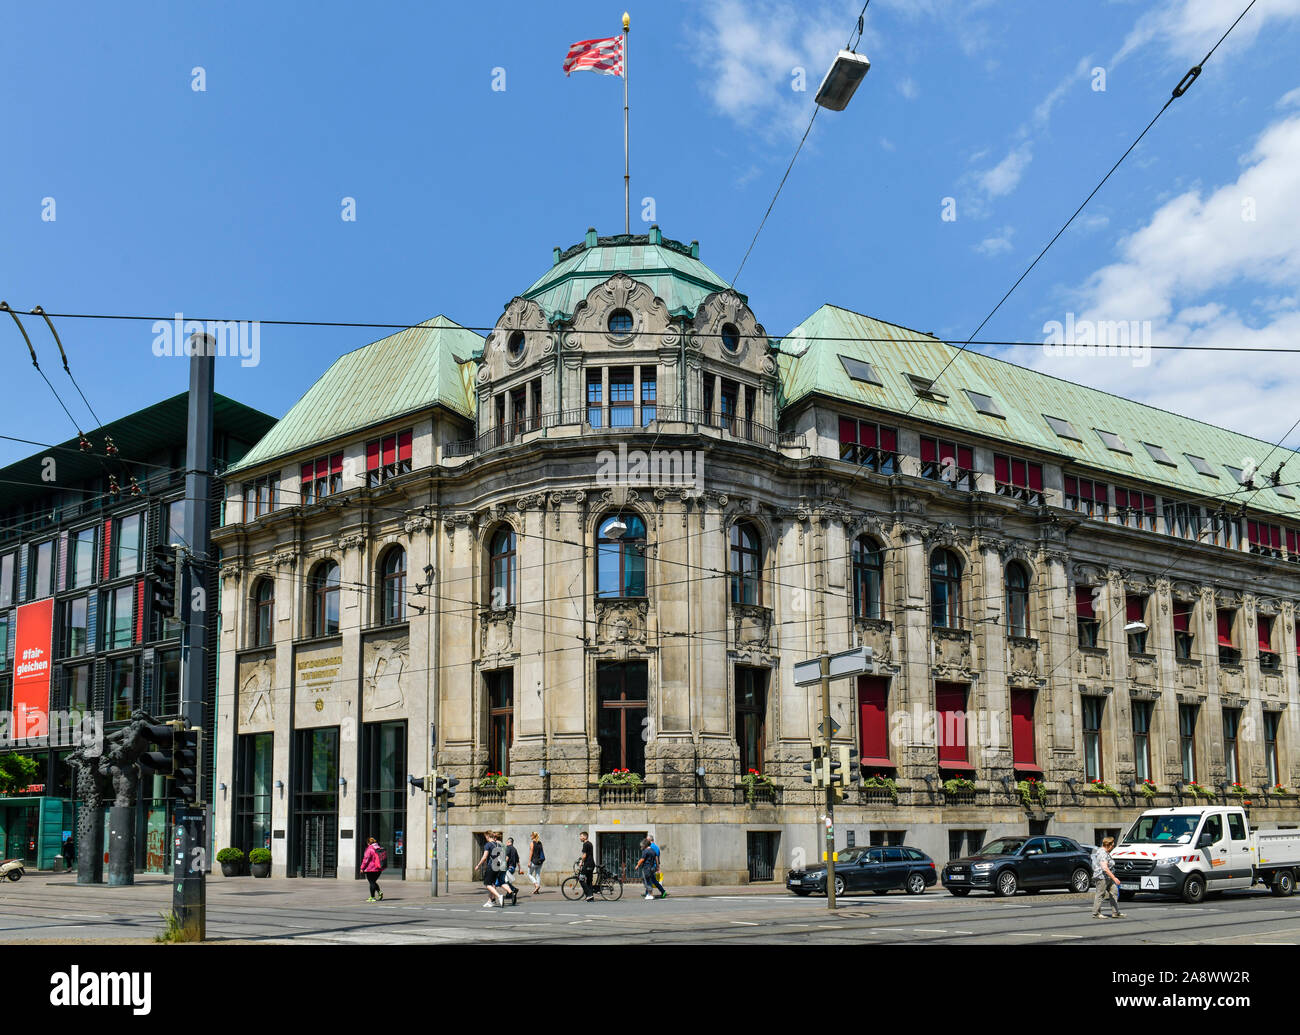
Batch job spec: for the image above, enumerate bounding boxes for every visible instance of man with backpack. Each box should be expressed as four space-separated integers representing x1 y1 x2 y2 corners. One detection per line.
475 831 508 907
502 836 521 904
360 837 386 902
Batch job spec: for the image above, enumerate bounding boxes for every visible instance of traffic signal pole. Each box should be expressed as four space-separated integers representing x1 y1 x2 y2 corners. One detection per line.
175 335 215 940
821 653 836 911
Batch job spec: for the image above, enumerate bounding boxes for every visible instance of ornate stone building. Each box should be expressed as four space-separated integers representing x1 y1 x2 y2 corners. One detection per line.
212 228 1300 884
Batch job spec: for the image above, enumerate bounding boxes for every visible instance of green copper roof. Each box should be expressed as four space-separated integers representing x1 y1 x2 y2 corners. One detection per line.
779 304 1300 522
521 229 739 321
227 316 481 474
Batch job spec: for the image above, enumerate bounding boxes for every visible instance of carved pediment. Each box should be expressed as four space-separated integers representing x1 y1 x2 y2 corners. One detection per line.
570 273 672 347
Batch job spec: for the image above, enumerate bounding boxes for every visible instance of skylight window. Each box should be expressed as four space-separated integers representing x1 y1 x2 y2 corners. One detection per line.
1044 415 1081 441
965 390 1005 418
839 355 882 386
1142 442 1177 467
1096 429 1129 453
904 373 948 402
1184 454 1216 477
1224 465 1250 485
1274 482 1295 500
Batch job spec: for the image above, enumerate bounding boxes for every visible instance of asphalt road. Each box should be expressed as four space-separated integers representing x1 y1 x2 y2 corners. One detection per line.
5 874 1300 945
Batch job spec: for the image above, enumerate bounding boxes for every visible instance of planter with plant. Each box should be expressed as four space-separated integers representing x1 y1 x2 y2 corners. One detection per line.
740 768 776 804
478 772 510 791
862 773 899 802
943 776 977 796
597 768 643 788
216 847 245 877
1138 779 1157 801
249 848 272 878
1088 779 1121 799
1016 777 1047 807
1227 782 1248 799
1182 781 1216 800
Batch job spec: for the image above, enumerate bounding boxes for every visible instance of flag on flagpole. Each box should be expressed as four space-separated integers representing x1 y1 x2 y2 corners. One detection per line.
563 35 624 76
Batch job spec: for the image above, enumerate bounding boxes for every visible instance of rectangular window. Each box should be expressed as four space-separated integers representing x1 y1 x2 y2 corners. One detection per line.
1217 609 1240 665
1288 528 1300 563
509 386 527 437
839 356 882 385
70 527 96 588
1173 604 1194 660
597 661 647 775
1010 689 1037 770
1179 704 1198 782
365 432 412 488
1223 708 1241 785
1162 500 1203 541
857 675 890 767
718 379 739 432
1142 442 1176 466
1184 453 1217 477
103 585 134 650
735 666 768 774
486 669 513 776
110 656 137 722
1207 508 1241 549
1076 586 1100 648
1259 614 1279 670
529 378 542 432
301 452 344 502
871 830 907 847
1265 712 1281 788
61 596 89 658
1096 429 1129 453
165 499 185 549
361 721 407 876
919 436 975 489
1132 700 1152 783
992 452 1043 505
606 368 634 428
1064 476 1109 518
1126 595 1148 654
838 418 899 474
1247 519 1284 559
640 367 656 426
244 475 279 519
66 665 91 714
236 732 274 855
935 683 970 768
587 370 604 428
1082 696 1104 782
29 540 54 598
1044 414 1080 440
965 390 1004 417
1114 488 1157 531
114 514 142 576
157 649 181 715
0 552 13 607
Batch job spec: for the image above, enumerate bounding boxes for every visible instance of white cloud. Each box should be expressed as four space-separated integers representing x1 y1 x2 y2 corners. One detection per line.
1026 104 1300 445
897 76 919 100
978 144 1033 199
975 227 1015 256
1112 0 1300 68
689 0 861 137
1279 86 1300 109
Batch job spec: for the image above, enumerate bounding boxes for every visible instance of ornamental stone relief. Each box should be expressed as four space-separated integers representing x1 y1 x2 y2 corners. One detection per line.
362 634 409 714
571 273 671 347
732 603 772 652
237 654 275 731
594 598 649 649
931 627 973 680
479 606 516 657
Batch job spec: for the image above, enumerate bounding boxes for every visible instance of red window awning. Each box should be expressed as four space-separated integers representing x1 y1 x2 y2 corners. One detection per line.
1126 597 1144 623
1259 616 1274 653
858 676 889 763
1076 586 1095 619
838 417 858 445
994 454 1010 483
1011 689 1036 767
935 683 968 764
1012 763 1044 775
366 439 380 471
921 437 937 463
1217 611 1235 648
1173 609 1191 633
879 426 897 453
1027 463 1044 491
938 760 976 773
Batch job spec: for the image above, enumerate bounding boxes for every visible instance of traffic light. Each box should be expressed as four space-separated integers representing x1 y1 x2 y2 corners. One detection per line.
837 745 860 785
149 545 179 620
138 720 182 778
408 773 428 796
173 727 202 805
802 745 826 788
435 774 459 803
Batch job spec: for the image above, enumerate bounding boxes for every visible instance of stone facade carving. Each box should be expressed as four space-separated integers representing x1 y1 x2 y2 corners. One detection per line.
363 634 409 713
238 653 276 729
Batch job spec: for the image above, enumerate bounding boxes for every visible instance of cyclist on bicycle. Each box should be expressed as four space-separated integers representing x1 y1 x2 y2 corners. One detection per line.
578 831 596 902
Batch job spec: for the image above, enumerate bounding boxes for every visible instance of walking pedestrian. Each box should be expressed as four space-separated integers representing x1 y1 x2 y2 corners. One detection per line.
360 837 386 902
634 838 666 899
503 836 521 904
1091 836 1126 919
648 834 666 898
527 831 545 894
578 831 596 902
476 832 506 907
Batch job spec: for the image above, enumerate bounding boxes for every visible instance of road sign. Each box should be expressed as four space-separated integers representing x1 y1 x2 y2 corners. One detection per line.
817 717 842 739
793 645 874 686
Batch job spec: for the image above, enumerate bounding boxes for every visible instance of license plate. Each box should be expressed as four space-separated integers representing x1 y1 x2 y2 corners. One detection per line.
948 874 966 881
1120 883 1138 891
789 879 801 885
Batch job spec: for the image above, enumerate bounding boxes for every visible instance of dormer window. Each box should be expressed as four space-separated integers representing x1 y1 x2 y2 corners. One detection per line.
905 373 947 403
1044 415 1081 441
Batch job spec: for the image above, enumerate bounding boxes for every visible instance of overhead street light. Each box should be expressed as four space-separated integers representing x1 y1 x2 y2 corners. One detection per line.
815 49 871 111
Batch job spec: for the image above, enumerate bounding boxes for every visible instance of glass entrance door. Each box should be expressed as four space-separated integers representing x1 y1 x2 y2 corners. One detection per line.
292 727 339 878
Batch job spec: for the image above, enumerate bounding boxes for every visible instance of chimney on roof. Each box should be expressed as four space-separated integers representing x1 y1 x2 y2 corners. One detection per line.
648 224 662 245
585 227 598 247
553 246 561 265
690 240 699 258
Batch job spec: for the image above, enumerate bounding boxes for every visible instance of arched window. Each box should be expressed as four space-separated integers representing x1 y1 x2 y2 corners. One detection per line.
730 523 763 605
380 547 406 625
851 536 884 620
596 513 647 598
930 549 962 629
1005 562 1030 638
310 561 340 638
253 578 274 646
488 528 516 608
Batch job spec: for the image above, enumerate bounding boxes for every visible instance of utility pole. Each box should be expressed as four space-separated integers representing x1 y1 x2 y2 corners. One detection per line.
821 652 836 911
174 332 214 939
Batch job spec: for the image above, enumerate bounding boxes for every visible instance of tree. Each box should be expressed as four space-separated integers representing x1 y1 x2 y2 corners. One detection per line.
0 753 39 795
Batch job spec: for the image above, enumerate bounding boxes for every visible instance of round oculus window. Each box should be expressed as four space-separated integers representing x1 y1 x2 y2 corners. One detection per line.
507 330 525 357
721 323 741 352
608 309 634 336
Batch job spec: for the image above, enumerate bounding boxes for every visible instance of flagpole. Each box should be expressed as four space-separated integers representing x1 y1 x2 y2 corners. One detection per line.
623 11 630 233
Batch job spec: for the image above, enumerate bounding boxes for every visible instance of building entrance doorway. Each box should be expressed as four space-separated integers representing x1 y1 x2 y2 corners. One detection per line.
1 804 38 863
599 831 647 882
292 727 339 878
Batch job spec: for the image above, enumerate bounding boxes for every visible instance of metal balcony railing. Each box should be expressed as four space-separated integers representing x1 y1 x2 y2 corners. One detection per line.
472 406 780 455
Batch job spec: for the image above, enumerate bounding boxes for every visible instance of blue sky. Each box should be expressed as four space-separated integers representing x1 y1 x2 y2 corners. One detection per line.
2 0 1300 466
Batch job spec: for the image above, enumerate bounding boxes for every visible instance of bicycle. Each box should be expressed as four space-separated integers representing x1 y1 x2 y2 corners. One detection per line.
561 862 625 901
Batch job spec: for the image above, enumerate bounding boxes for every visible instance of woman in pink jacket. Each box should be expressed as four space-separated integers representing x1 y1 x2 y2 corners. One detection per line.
360 837 385 902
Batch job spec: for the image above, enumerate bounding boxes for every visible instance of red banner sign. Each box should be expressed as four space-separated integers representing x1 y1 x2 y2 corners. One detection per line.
14 598 54 742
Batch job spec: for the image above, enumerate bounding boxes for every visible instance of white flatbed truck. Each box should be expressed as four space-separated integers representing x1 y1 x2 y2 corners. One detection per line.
1111 805 1300 904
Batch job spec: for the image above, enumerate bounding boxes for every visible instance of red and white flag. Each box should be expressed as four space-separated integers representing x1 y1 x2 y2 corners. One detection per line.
563 35 624 76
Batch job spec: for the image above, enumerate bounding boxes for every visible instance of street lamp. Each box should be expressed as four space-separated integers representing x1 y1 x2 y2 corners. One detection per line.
602 516 628 539
814 49 872 111
1124 621 1148 633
